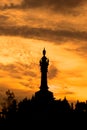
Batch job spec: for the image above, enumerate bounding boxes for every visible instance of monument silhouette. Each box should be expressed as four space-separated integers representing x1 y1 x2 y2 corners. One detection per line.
34 48 54 103
0 49 87 129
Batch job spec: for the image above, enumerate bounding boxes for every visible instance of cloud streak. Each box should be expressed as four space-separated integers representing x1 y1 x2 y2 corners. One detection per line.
1 0 86 15
21 0 85 12
0 62 38 79
0 25 87 43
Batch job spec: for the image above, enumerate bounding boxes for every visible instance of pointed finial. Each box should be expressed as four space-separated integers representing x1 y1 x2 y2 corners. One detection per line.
43 48 46 56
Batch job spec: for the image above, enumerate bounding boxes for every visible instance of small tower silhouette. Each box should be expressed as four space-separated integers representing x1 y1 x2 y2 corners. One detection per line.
40 48 49 91
34 48 54 103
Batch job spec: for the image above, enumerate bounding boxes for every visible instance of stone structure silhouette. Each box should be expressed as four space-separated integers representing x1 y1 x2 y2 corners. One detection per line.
34 48 54 103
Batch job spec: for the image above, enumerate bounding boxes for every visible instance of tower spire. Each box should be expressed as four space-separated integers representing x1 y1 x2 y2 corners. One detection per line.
43 48 46 56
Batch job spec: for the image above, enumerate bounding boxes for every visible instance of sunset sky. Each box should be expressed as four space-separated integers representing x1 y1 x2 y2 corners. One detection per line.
0 0 87 104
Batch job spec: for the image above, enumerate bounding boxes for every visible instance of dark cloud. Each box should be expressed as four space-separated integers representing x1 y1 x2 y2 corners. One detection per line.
0 25 87 43
21 0 85 13
61 91 75 95
23 71 37 77
19 82 31 88
0 0 85 15
48 65 58 79
0 14 9 25
0 62 38 79
0 15 8 21
76 46 87 54
65 45 87 56
0 0 85 11
0 1 22 10
0 63 18 73
19 81 37 90
0 63 23 79
21 0 84 8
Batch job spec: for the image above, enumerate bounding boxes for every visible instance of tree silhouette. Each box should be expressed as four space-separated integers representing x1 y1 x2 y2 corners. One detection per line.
1 90 17 119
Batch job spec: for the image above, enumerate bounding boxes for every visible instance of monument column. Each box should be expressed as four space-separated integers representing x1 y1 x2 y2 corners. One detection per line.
40 48 49 91
34 48 54 102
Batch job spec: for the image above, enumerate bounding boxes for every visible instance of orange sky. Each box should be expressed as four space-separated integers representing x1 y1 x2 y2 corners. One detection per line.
0 0 87 104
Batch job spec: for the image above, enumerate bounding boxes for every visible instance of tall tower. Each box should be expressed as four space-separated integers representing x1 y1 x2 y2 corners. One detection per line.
34 49 54 103
40 48 49 91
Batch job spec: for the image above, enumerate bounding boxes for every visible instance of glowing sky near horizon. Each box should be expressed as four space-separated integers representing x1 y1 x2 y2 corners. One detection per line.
0 0 87 103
